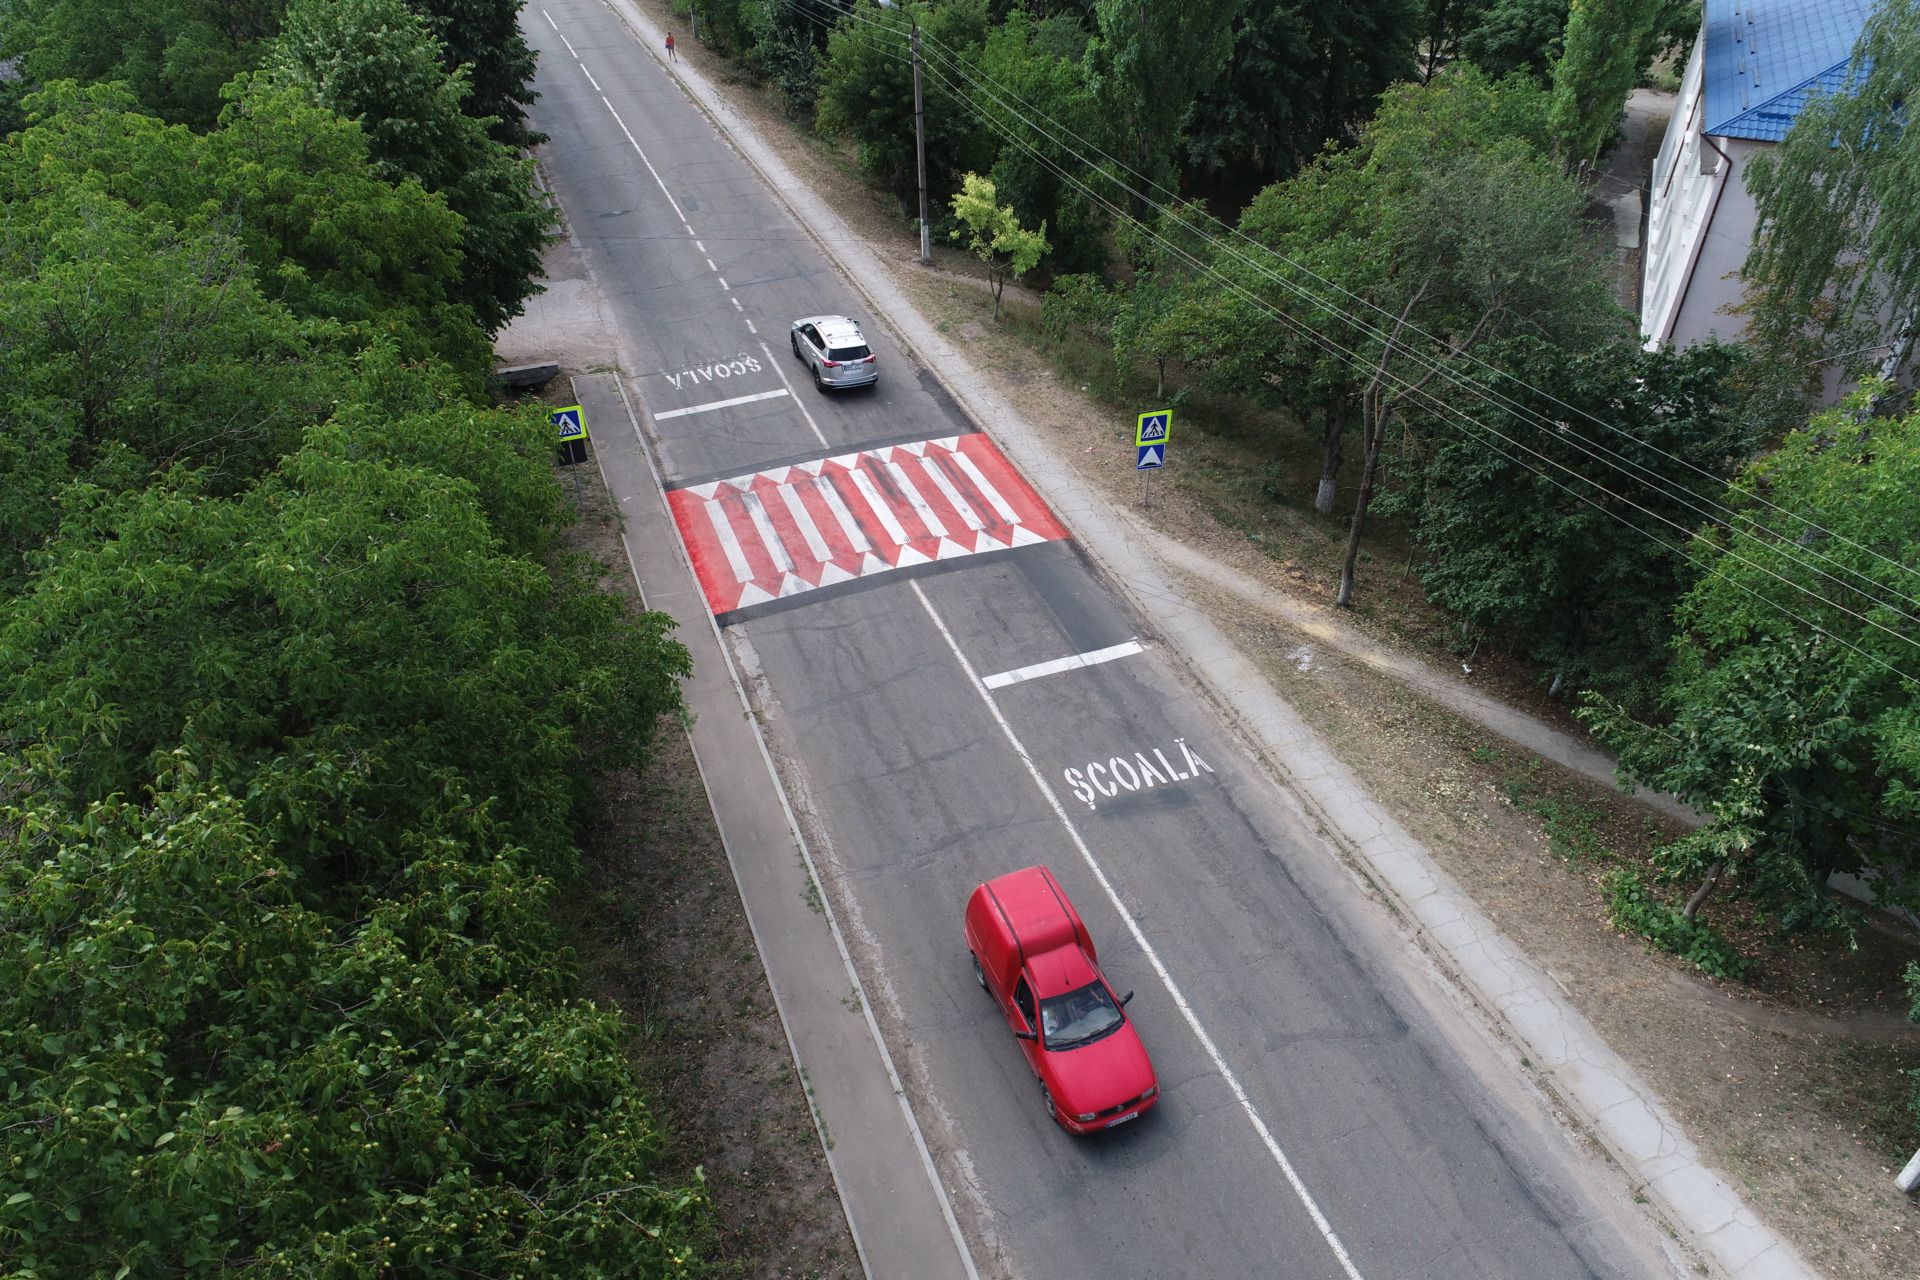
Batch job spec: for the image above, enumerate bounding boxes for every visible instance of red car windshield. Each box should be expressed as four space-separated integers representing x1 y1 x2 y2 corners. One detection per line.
1040 982 1123 1049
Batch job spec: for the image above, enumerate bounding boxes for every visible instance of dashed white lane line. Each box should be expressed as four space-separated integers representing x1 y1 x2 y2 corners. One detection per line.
909 583 1368 1280
717 276 730 290
980 640 1146 690
745 319 758 334
582 64 601 92
653 388 792 421
706 257 718 271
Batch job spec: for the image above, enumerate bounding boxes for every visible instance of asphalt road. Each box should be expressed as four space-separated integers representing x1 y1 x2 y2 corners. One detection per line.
523 5 1677 1276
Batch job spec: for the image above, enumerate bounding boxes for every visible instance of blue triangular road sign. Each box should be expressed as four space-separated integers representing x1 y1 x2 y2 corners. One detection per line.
1136 443 1164 470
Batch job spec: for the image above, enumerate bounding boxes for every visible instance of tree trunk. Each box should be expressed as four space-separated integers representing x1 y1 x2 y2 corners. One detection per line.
990 273 1003 321
1682 860 1726 921
1335 400 1388 608
1314 406 1345 516
1155 357 1164 401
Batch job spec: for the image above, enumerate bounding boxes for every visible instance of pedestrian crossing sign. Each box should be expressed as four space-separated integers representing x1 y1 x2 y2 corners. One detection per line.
551 405 587 441
1134 409 1171 447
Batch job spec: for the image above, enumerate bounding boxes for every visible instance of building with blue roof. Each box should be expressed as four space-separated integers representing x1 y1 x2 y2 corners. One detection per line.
1641 0 1872 352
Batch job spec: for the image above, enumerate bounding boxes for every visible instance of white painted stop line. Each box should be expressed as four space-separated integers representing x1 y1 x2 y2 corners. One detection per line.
653 387 791 420
981 640 1145 690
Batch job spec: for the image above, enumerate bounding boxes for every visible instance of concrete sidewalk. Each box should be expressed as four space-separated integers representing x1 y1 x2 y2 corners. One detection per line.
593 3 1820 1275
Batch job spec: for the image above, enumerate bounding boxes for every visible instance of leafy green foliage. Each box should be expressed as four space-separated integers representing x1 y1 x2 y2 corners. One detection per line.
1603 869 1749 978
948 171 1049 318
274 0 556 333
817 0 996 221
0 0 280 126
0 762 711 1276
1460 0 1568 82
1401 337 1753 704
1744 0 1920 404
406 0 545 145
1180 0 1419 191
1086 0 1241 207
1547 0 1665 168
1582 397 1920 928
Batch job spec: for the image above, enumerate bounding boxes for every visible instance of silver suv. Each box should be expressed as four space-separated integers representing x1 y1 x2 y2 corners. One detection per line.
790 314 878 391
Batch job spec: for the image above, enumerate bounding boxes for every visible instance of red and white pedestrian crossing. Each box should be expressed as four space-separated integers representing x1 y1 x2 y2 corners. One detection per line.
666 433 1069 616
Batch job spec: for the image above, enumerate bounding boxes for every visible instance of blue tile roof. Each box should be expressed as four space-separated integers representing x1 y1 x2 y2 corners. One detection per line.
1702 0 1871 141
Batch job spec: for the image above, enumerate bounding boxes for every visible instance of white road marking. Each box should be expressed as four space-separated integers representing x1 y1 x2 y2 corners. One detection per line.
884 460 946 537
745 319 757 334
918 455 984 531
741 491 792 573
849 468 910 545
910 583 1368 1280
543 8 558 29
950 451 1021 524
813 474 873 553
695 240 706 252
778 485 833 562
653 388 791 420
582 64 601 91
981 640 1145 690
717 276 730 290
706 257 718 271
704 497 754 583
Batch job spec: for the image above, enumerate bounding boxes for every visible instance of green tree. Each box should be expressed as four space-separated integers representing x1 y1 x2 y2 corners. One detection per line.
274 0 555 333
1547 0 1664 169
2 79 490 383
1743 0 1920 407
816 0 995 223
1086 0 1242 214
1460 0 1568 82
406 0 545 145
1581 397 1920 928
0 0 280 125
1400 336 1752 704
1181 0 1419 192
949 172 1049 319
1414 0 1492 80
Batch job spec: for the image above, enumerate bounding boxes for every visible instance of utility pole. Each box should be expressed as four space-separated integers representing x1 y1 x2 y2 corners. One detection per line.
878 0 931 263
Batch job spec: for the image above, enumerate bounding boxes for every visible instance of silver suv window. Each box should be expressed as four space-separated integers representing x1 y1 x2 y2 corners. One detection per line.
826 343 871 361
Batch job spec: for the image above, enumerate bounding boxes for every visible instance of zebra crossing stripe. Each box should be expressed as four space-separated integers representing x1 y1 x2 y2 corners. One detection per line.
665 433 1069 616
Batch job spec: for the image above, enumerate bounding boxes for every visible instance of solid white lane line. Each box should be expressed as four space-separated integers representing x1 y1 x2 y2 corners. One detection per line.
601 96 691 226
779 485 834 562
884 460 946 538
741 491 792 573
756 341 828 447
704 498 754 583
980 640 1146 691
582 64 601 91
653 388 791 420
849 469 910 546
909 583 1367 1280
814 475 873 553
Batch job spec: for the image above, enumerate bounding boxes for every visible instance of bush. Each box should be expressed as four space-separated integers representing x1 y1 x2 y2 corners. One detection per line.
1603 869 1748 980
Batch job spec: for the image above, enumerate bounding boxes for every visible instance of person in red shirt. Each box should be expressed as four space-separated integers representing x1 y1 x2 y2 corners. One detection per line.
665 31 676 61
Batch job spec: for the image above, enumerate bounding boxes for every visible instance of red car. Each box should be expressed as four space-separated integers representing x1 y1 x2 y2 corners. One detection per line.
964 865 1159 1134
